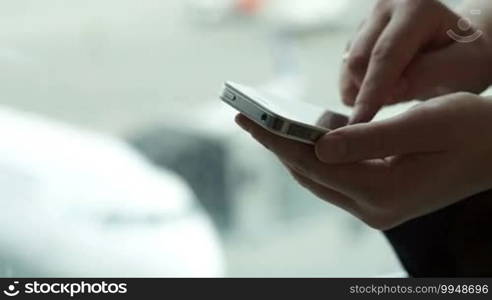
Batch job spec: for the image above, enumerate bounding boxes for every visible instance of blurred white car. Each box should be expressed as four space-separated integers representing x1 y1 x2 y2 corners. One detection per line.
0 106 224 277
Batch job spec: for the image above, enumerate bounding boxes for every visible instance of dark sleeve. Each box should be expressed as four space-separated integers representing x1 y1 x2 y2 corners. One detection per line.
383 189 492 277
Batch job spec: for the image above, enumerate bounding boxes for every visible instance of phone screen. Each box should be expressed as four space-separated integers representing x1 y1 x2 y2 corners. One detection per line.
228 82 348 130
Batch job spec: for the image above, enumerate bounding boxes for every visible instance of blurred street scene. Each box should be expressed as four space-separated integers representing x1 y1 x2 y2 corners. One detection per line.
0 0 419 276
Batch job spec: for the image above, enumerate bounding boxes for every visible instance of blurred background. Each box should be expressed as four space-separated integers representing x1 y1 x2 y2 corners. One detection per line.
0 0 439 277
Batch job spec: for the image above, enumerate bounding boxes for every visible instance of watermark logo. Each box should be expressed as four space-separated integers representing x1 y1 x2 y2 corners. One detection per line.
2 281 127 297
3 281 20 297
447 9 483 43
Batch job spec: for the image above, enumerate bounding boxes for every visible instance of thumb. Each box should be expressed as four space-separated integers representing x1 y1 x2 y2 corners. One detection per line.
315 110 447 163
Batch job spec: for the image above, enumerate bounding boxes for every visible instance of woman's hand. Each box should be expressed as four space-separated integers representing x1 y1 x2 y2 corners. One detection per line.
236 93 492 230
342 0 492 123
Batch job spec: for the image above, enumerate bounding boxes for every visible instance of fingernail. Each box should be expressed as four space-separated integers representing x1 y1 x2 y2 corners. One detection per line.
349 108 365 125
349 103 374 124
348 114 359 125
316 133 347 163
235 114 249 131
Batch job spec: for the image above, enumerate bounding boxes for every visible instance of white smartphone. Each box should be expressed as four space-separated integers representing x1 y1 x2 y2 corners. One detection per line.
221 81 348 144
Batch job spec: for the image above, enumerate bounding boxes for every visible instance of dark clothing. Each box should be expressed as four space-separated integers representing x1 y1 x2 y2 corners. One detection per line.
384 189 492 277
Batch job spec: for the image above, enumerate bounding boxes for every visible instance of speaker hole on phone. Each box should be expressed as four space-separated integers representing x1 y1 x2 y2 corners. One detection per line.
261 113 268 121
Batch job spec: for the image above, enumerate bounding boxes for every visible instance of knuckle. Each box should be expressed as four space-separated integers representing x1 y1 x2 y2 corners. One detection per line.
447 93 484 119
410 100 441 116
447 93 479 111
347 53 369 74
371 42 396 62
424 92 478 115
453 91 477 100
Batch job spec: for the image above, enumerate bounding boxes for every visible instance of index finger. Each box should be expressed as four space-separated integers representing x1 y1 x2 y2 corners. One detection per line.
350 7 436 123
